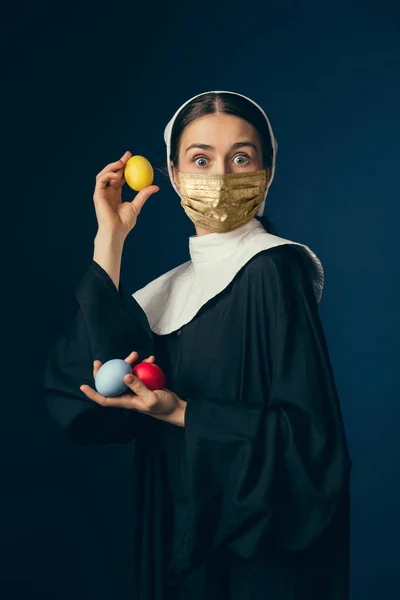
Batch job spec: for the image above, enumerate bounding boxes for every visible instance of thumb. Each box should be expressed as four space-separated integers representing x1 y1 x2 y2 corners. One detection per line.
131 185 160 214
124 373 152 401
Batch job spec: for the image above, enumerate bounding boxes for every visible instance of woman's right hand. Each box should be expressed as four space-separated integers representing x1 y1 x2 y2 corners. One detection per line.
93 150 160 238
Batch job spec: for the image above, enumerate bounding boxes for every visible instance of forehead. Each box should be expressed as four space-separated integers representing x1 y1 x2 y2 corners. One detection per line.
180 113 259 148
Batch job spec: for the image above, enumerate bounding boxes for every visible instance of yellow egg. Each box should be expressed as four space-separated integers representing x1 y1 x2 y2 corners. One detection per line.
124 155 154 191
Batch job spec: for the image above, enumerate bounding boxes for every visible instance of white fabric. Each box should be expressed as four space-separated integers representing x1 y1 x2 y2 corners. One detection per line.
132 90 324 336
132 218 324 335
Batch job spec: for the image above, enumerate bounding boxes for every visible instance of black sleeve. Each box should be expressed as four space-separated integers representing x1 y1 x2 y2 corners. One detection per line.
178 247 352 571
43 260 155 446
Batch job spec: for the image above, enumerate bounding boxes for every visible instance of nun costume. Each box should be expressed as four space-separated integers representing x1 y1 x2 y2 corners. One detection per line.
44 91 352 600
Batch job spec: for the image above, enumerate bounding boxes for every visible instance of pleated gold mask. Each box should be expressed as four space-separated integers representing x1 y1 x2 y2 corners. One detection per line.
178 169 267 233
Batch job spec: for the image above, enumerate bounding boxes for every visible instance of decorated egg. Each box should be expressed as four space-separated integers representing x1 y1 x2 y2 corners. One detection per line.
132 362 166 391
124 155 154 191
95 358 133 397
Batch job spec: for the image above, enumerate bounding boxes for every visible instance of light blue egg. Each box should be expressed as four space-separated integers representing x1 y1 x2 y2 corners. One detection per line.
95 358 133 397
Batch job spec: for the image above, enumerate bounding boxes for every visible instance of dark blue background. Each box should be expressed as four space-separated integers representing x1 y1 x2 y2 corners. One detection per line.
2 1 399 598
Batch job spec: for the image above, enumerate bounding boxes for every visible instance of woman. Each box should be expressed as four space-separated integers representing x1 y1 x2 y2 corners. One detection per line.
44 90 352 600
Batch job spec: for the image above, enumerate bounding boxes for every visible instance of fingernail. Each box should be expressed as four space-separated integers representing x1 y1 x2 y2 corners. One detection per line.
125 375 134 383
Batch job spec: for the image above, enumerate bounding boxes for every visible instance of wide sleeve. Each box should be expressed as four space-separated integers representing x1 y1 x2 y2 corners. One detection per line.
43 260 155 446
175 246 352 574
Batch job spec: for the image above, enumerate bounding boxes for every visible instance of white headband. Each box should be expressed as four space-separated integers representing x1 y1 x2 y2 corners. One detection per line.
163 90 278 216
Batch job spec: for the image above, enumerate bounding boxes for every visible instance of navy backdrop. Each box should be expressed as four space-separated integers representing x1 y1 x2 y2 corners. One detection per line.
2 1 399 598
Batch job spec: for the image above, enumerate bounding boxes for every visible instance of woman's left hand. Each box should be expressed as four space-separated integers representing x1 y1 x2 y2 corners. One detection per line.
80 351 186 427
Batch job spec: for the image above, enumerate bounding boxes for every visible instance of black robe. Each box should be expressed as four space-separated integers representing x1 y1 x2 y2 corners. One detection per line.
43 244 352 600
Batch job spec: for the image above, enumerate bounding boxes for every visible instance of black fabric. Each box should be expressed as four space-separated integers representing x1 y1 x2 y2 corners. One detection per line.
43 245 352 599
43 260 154 445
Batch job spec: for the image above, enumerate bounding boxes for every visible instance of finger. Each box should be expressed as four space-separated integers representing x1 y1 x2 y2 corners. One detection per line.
123 374 155 407
79 384 114 406
122 352 156 364
97 172 121 182
80 383 150 412
124 350 139 363
97 161 123 177
130 185 160 214
115 153 131 176
143 355 156 363
96 151 132 177
79 383 127 408
107 174 125 190
119 150 132 163
93 359 102 379
96 172 122 190
113 162 128 178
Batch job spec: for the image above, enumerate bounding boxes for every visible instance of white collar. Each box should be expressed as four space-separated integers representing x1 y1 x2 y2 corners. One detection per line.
189 219 262 267
132 218 324 335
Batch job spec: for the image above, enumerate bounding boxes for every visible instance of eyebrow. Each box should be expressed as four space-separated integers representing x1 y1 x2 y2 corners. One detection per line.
184 141 258 154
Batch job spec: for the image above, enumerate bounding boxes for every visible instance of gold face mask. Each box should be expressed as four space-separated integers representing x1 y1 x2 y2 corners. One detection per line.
178 169 267 233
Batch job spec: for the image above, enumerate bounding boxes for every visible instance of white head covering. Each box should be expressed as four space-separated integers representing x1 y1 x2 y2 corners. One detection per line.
163 90 278 217
132 90 324 335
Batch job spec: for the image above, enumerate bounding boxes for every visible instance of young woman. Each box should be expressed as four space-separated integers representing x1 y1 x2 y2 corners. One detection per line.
44 91 352 600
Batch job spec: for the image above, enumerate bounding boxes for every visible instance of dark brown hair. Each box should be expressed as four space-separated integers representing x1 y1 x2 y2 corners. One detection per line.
168 92 280 235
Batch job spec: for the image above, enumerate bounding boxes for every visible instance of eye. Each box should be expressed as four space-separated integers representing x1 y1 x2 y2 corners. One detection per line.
192 156 208 167
233 154 250 165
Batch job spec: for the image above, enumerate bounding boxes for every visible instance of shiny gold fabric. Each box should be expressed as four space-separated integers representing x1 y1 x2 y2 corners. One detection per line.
178 169 267 233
